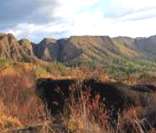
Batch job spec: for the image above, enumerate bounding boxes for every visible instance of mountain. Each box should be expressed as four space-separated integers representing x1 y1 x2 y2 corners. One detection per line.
0 33 156 66
33 38 58 61
112 37 141 58
34 35 156 66
33 36 122 65
0 33 37 62
135 35 156 59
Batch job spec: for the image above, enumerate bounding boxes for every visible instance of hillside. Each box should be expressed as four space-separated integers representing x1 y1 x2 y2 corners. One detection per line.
0 33 156 133
0 60 156 133
33 35 156 65
135 35 156 59
0 33 156 75
33 35 156 77
0 33 37 62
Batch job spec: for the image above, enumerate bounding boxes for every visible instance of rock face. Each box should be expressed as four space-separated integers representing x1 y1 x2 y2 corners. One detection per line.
33 38 59 61
135 35 156 59
33 35 156 65
18 39 37 61
0 33 156 64
0 33 21 61
0 33 36 62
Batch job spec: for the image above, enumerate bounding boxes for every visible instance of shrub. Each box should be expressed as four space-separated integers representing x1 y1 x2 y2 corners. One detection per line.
0 100 22 130
34 66 49 78
0 72 45 126
0 58 12 68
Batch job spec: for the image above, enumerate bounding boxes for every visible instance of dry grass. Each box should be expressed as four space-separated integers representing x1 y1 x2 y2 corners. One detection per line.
0 101 22 131
65 90 111 133
0 67 45 128
62 91 148 133
34 85 154 133
0 63 155 132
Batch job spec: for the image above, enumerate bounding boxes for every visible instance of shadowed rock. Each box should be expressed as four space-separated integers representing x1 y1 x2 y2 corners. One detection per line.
36 78 156 129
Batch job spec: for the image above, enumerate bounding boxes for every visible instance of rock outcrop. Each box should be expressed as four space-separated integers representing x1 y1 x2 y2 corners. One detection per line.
1 33 156 65
0 33 37 62
36 78 156 129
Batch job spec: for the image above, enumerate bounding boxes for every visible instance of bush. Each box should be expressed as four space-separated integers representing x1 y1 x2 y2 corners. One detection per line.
0 58 12 68
0 73 45 126
34 66 49 78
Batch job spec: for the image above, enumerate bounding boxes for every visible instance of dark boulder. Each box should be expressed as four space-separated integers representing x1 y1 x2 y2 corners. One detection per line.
36 78 156 129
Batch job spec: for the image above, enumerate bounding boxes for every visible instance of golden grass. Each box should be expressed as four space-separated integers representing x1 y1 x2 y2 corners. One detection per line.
0 101 22 131
0 62 155 132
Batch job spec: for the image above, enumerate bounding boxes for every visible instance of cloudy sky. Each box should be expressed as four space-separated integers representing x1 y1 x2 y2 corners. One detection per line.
1 0 156 42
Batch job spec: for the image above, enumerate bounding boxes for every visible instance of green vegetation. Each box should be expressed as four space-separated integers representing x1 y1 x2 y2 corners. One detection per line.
34 66 50 78
33 61 67 78
104 58 156 79
0 58 12 68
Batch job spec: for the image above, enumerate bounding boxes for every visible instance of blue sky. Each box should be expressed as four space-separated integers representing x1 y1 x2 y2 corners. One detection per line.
1 0 156 42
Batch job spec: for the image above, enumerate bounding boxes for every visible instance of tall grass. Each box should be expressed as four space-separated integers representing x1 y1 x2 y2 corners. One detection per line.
39 87 155 133
0 63 155 132
0 72 45 129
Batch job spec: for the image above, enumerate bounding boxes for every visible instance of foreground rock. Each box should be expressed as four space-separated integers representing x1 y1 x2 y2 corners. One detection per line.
36 78 156 131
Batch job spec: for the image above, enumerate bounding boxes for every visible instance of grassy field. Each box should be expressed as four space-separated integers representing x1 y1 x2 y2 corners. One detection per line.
0 59 156 132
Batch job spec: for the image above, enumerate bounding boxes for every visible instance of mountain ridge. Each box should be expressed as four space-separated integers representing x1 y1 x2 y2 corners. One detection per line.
0 33 156 66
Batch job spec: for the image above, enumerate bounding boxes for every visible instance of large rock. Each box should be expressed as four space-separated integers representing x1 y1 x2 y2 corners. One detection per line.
0 33 37 62
33 38 59 61
36 78 156 129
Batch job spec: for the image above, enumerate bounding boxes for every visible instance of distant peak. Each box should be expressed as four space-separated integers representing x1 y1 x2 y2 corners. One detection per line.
149 35 156 39
40 38 56 45
70 35 109 38
0 33 6 37
7 33 16 39
0 33 16 39
19 39 31 43
18 39 32 47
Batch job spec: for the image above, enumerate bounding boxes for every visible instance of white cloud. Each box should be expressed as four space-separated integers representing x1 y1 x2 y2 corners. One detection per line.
54 0 100 21
5 22 72 41
54 0 156 37
2 0 156 41
118 8 156 21
108 0 156 12
68 9 156 38
4 0 101 41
